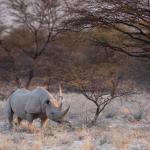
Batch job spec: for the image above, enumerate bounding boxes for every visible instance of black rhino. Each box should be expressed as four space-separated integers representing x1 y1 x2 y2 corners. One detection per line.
5 87 70 129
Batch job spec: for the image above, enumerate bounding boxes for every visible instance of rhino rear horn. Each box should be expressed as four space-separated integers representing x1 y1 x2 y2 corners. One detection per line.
59 83 63 101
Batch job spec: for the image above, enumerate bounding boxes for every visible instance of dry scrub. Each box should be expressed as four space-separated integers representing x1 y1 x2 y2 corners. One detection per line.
0 93 150 150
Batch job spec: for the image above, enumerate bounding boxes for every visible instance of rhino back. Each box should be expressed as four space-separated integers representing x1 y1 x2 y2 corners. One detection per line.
10 88 48 118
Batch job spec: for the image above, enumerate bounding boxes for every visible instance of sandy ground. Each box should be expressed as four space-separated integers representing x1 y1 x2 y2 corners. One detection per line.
0 93 150 150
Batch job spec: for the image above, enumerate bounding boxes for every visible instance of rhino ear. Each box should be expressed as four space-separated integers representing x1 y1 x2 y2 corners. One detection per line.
25 99 42 114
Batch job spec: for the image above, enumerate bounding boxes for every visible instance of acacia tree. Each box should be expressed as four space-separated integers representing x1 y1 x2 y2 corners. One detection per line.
68 59 130 126
65 0 150 59
80 75 120 125
1 0 68 88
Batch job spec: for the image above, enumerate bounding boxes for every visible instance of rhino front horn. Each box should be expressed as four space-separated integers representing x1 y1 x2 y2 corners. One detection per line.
60 106 70 118
58 102 62 110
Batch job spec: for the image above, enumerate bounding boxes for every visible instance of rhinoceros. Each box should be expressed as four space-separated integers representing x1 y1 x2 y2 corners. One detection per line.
5 87 70 129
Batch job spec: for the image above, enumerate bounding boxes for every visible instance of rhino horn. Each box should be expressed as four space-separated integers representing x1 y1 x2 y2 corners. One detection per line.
59 106 70 118
59 83 62 95
59 83 63 101
58 102 62 110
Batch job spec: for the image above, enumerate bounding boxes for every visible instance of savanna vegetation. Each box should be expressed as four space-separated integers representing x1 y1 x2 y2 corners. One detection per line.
0 1 150 150
0 0 149 125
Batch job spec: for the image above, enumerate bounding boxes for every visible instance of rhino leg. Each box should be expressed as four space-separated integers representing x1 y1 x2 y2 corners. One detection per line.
8 111 14 129
41 117 48 128
25 113 36 131
6 99 14 129
17 117 22 126
26 113 34 124
40 117 53 135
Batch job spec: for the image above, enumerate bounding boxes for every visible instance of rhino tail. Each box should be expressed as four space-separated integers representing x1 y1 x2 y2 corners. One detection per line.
4 96 13 120
4 89 17 118
4 97 14 129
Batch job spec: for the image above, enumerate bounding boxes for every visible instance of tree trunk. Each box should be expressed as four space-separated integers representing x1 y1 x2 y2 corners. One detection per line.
90 106 100 126
25 69 34 89
15 76 21 88
46 79 50 91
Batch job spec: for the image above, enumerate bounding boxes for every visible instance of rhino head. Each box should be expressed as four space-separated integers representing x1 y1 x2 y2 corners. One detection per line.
44 84 69 123
44 99 69 123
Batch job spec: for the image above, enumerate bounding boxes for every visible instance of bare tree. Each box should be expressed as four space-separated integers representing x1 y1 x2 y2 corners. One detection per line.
81 75 125 126
68 61 129 126
2 0 68 88
65 0 150 59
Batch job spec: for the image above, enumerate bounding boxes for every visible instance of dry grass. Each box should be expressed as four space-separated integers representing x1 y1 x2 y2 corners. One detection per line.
80 128 94 150
0 135 32 150
0 93 150 150
112 128 150 149
0 122 150 150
